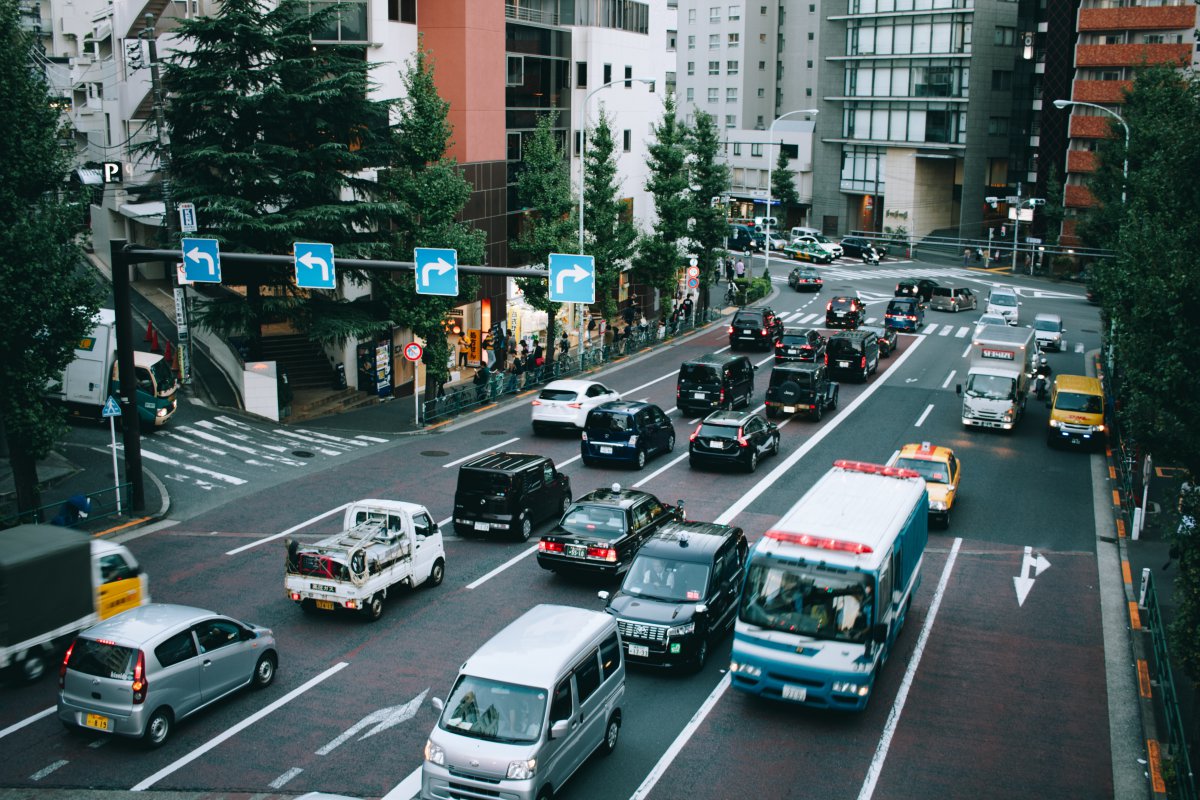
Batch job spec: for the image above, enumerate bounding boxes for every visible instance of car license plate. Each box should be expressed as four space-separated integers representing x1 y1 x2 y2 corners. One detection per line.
710 440 726 449
316 599 335 610
627 644 649 657
785 348 797 355
599 446 613 454
742 329 752 334
692 392 705 400
837 360 850 368
784 406 796 413
85 714 110 732
566 544 586 558
1070 436 1081 445
474 521 490 531
835 312 845 317
781 684 808 702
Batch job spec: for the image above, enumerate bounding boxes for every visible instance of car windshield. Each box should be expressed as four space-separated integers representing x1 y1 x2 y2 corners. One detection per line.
1035 319 1061 332
698 422 739 439
770 370 814 388
622 555 711 602
738 560 874 643
812 234 833 243
794 270 817 279
440 675 546 744
587 411 632 432
964 373 1015 400
539 388 577 402
892 457 949 483
457 470 511 494
149 360 177 394
559 504 626 539
679 364 720 383
1055 391 1104 414
932 288 952 297
977 316 1006 327
990 294 1017 307
887 302 913 314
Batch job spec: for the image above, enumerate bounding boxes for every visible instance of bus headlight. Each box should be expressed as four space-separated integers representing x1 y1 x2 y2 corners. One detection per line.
156 407 168 417
507 758 537 780
424 740 444 766
730 660 761 678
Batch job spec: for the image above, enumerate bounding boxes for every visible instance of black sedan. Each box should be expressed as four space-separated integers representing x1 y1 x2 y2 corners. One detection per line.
536 486 680 578
860 324 898 357
840 236 888 259
775 327 826 364
787 266 823 292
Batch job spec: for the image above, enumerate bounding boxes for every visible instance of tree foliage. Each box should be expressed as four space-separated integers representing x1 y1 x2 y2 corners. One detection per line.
0 0 101 513
770 146 800 211
685 110 732 314
1040 163 1064 248
583 107 637 323
632 95 689 313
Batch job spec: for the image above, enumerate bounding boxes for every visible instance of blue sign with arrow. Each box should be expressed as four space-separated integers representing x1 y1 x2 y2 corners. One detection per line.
102 396 122 418
294 242 336 290
181 237 222 283
414 247 459 297
548 253 595 304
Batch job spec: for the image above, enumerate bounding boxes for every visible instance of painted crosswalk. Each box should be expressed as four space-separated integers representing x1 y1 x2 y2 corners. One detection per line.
107 415 390 492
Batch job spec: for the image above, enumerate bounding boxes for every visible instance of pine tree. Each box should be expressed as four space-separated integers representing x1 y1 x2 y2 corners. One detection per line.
685 110 732 314
633 95 690 313
583 107 638 323
770 146 800 213
0 0 101 515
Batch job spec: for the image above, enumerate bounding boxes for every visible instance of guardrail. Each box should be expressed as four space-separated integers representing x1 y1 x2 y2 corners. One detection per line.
420 310 720 425
1 482 131 530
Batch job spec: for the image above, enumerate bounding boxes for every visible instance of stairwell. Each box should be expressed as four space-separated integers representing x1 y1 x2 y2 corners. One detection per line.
259 334 334 390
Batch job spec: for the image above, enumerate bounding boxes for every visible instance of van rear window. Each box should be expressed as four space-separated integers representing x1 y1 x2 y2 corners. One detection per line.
68 638 136 680
538 388 578 401
457 470 512 495
679 364 719 383
932 287 952 297
828 339 860 357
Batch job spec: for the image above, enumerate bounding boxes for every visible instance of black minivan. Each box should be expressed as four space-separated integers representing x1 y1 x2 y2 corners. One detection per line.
582 401 676 469
453 452 572 540
676 353 756 415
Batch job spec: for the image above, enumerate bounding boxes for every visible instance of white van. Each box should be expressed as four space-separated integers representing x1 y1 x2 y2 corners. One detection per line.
790 225 821 240
986 288 1021 326
422 605 625 800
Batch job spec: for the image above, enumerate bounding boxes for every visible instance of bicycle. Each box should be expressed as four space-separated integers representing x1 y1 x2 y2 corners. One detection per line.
723 284 742 306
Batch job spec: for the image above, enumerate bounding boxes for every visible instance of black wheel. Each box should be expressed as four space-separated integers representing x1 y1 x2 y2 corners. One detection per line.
813 403 824 421
454 523 472 538
634 448 647 470
582 456 597 467
871 357 879 375
861 364 869 382
14 651 48 684
691 639 709 673
598 712 621 756
518 515 533 541
364 594 384 622
942 510 951 530
665 433 676 453
427 558 445 587
253 653 277 688
537 788 555 800
831 387 839 409
689 456 700 469
772 434 781 456
747 450 759 473
142 708 172 749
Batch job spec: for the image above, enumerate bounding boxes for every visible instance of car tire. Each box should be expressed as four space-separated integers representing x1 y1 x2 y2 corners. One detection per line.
454 523 472 538
689 456 701 469
14 650 48 684
861 364 869 382
427 558 445 587
690 639 709 673
831 387 839 409
634 449 647 470
518 515 533 541
747 450 759 473
142 708 172 749
364 594 384 622
582 456 597 467
537 788 555 800
665 433 676 453
813 403 824 422
598 712 621 756
871 357 879 375
253 652 277 689
766 406 780 419
772 434 781 456
532 421 546 435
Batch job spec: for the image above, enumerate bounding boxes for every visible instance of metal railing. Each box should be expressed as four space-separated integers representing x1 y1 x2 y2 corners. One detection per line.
1141 570 1198 800
1 483 131 530
420 310 719 425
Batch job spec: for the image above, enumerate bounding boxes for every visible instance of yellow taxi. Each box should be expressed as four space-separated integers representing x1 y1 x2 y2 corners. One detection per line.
888 442 960 528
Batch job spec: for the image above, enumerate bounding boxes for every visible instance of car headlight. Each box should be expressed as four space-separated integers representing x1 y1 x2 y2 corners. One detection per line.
668 621 695 637
1001 409 1014 421
507 758 537 780
156 407 168 417
1096 424 1105 432
929 500 948 511
962 407 976 419
730 660 761 677
628 435 639 446
424 739 444 766
832 681 870 697
1049 419 1061 428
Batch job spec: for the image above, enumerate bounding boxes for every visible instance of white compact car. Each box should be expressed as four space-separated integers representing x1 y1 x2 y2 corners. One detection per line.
985 288 1020 325
974 312 1009 338
531 379 621 432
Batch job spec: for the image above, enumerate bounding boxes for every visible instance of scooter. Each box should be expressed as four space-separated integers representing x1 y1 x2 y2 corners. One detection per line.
861 246 881 266
1034 358 1053 401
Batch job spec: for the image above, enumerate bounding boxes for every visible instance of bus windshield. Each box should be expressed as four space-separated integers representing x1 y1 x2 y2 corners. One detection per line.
738 560 874 644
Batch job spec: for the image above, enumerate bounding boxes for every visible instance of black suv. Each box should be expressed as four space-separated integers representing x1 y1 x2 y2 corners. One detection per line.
765 362 839 420
454 452 572 540
840 236 887 259
676 353 756 415
787 266 823 292
581 401 676 470
688 409 780 473
826 330 880 382
825 296 866 329
728 307 784 350
774 327 826 364
600 521 748 671
895 278 939 303
860 324 898 358
536 486 680 578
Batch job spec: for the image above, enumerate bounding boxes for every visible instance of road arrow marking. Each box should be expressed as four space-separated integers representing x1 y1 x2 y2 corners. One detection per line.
185 246 215 275
298 251 330 282
421 257 454 286
555 262 589 294
1013 545 1051 606
316 689 428 755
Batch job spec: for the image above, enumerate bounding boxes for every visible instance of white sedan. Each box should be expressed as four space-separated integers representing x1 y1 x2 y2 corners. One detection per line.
531 380 621 432
974 313 1009 338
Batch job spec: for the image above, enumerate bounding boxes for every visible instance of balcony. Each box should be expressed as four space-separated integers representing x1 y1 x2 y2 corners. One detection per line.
1078 5 1197 32
1075 43 1191 68
1066 150 1099 173
1073 79 1133 103
1069 114 1119 138
1064 184 1097 208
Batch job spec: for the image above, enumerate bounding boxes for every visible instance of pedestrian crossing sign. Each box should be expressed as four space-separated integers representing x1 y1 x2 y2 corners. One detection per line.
102 396 122 418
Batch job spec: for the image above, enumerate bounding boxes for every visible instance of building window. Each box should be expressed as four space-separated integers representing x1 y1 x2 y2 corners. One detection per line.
687 87 695 101
573 131 581 156
728 33 740 47
728 60 739 75
991 70 1012 90
1143 33 1164 44
311 0 367 43
623 130 632 152
507 56 524 86
733 142 743 155
727 87 738 102
624 65 632 87
604 63 612 84
708 87 719 102
388 0 414 23
994 26 1015 46
729 4 741 20
710 6 720 22
508 132 522 161
687 61 695 75
688 34 695 49
807 59 813 68
756 115 765 128
807 31 814 40
710 34 720 49
667 29 677 51
809 3 815 9
576 61 587 88
666 71 676 94
806 87 813 96
751 143 763 157
709 60 720 75
760 5 767 13
725 114 736 128
760 33 767 43
759 61 766 70
689 8 696 22
757 87 765 97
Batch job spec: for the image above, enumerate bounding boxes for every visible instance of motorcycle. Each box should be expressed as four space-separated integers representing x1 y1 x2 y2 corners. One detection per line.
861 246 881 266
1033 357 1053 401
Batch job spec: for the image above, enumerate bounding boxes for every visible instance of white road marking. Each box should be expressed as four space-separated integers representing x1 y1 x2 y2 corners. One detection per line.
622 370 677 396
938 326 952 336
356 434 389 443
955 326 969 338
87 738 108 748
316 690 428 755
382 768 423 800
178 425 308 466
557 454 583 468
268 768 303 789
130 662 349 792
30 760 68 781
941 370 957 389
798 313 820 324
858 539 962 800
0 707 54 740
633 452 689 488
921 323 937 334
442 438 521 469
226 503 351 555
714 344 732 354
1075 342 1085 353
914 404 934 427
270 429 345 456
630 674 732 800
135 447 247 485
437 516 452 529
961 343 973 358
465 546 538 590
295 428 371 447
754 354 774 367
163 430 230 456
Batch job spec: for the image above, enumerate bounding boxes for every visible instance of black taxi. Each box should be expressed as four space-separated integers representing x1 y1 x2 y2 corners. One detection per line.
537 485 680 578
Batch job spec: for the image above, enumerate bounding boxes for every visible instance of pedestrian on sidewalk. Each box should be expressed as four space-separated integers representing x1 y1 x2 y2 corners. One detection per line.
559 330 570 360
735 258 746 280
963 248 971 267
725 258 735 283
458 338 469 368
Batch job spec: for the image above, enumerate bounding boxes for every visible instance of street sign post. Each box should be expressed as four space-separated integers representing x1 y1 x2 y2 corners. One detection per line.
178 202 197 233
414 248 459 296
548 253 595 303
294 242 337 290
102 396 123 515
181 237 222 283
403 342 424 424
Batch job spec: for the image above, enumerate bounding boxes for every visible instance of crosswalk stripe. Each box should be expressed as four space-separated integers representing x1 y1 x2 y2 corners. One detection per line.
955 326 969 338
356 435 389 443
939 326 953 336
1075 342 1084 353
921 323 938 334
295 429 372 448
134 446 248 485
799 313 820 324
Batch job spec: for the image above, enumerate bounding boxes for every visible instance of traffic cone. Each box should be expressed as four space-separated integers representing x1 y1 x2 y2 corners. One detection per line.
171 343 182 376
149 326 159 352
162 339 172 363
144 320 155 342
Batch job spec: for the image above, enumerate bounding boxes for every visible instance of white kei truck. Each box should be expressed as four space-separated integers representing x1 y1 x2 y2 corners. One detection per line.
955 326 1037 431
285 500 446 621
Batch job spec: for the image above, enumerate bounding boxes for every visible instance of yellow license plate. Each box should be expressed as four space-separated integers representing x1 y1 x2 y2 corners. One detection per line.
85 714 110 732
316 600 335 610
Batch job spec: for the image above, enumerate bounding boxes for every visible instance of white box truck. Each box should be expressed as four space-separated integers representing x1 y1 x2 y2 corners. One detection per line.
955 326 1037 431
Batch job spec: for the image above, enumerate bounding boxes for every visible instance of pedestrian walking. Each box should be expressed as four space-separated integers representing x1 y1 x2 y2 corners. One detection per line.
963 248 971 267
559 331 570 359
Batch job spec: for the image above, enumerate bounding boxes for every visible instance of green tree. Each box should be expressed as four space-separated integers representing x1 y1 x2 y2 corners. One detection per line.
513 112 576 367
685 110 732 314
633 95 690 315
375 44 485 400
160 0 402 355
583 107 637 323
0 0 100 515
770 146 800 214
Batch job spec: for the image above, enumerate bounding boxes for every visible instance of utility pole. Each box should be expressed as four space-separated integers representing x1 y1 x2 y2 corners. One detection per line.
1010 182 1022 274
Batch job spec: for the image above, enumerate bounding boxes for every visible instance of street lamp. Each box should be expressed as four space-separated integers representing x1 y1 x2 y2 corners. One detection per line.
1053 99 1129 206
764 108 819 259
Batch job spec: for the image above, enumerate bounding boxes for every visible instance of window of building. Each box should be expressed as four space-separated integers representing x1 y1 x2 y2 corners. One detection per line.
759 60 766 70
757 87 765 97
388 0 415 23
576 61 587 88
604 63 613 84
728 60 739 75
688 34 695 49
756 115 765 128
508 132 522 161
687 61 695 75
751 143 763 157
806 87 813 96
311 0 367 43
727 87 738 102
991 70 1012 90
623 130 632 151
994 26 1015 46
624 65 632 87
1143 33 1164 44
710 6 721 22
729 4 742 19
668 29 677 50
733 142 743 155
710 34 720 48
809 2 815 9
725 114 736 128
708 87 719 102
760 5 767 12
507 56 524 86
709 60 720 75
987 117 1009 136
729 32 740 47
666 71 676 94
573 131 581 155
807 31 814 40
686 87 695 101
688 8 696 23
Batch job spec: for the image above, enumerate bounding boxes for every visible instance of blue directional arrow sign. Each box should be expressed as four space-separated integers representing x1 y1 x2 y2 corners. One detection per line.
548 253 595 304
294 242 336 290
181 237 221 283
414 247 459 297
101 396 122 418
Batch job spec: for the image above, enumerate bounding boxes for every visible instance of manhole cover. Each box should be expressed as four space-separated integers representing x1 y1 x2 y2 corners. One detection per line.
482 430 508 436
421 450 451 457
291 450 315 458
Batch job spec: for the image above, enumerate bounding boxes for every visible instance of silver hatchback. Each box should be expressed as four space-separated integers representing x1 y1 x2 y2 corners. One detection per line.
57 603 277 747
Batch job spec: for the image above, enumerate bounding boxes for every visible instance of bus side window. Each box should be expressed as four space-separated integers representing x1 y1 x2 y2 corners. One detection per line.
876 553 893 620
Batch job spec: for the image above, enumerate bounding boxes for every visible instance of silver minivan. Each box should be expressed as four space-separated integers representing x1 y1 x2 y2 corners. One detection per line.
422 604 624 800
1033 312 1065 351
986 288 1021 325
57 603 277 747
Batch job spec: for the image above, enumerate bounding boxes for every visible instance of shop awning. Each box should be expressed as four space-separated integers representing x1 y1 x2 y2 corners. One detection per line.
117 200 165 226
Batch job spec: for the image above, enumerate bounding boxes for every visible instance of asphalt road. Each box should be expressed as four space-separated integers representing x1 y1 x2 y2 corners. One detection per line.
0 257 1130 800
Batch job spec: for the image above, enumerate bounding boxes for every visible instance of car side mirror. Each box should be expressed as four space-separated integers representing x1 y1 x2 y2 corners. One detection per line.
550 719 570 740
955 384 962 396
598 590 610 601
432 697 445 712
695 603 709 615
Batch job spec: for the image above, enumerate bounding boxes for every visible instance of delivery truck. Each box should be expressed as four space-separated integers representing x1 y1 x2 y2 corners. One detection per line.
46 309 179 427
0 525 150 683
955 326 1037 431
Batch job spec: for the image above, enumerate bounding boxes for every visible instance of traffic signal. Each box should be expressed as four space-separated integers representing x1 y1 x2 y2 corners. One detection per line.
124 39 146 71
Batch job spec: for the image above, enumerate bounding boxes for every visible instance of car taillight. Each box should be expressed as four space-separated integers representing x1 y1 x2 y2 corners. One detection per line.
719 388 725 403
737 428 749 447
727 325 734 334
676 386 680 398
825 301 832 310
775 341 783 348
567 402 582 409
538 540 563 553
761 328 767 336
689 424 702 442
587 546 618 562
824 353 829 365
131 650 147 704
861 356 867 368
907 315 916 321
531 399 542 406
581 432 589 441
59 640 76 688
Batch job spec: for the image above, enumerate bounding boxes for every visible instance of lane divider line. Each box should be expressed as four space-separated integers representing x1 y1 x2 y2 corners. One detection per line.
0 707 55 741
442 438 521 469
226 503 351 556
465 546 539 591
